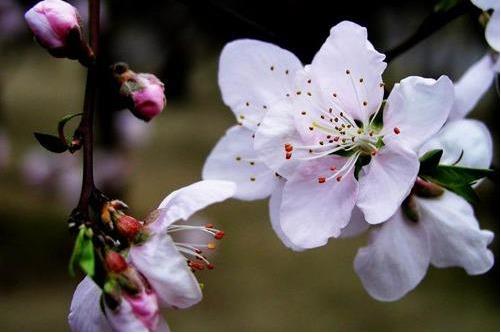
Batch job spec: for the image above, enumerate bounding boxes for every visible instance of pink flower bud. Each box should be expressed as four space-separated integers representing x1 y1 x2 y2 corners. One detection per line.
130 74 166 122
116 215 143 240
24 0 92 62
105 251 128 273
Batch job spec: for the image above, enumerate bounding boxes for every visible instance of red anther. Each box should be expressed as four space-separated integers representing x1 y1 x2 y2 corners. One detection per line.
393 127 400 135
189 261 205 271
330 166 337 171
207 264 215 270
371 150 377 156
318 177 326 184
285 152 292 160
215 231 225 240
336 176 342 182
105 251 128 273
205 223 214 229
195 249 202 254
333 136 339 142
284 143 293 152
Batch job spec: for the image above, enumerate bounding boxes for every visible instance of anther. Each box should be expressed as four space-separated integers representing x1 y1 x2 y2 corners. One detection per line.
318 177 326 184
284 143 293 152
215 231 225 240
393 127 400 135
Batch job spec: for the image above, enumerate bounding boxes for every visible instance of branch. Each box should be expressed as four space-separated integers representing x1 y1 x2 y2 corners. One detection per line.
385 1 473 63
76 0 100 218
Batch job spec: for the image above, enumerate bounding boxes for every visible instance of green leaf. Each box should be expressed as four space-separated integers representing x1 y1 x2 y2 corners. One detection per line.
34 132 68 153
69 227 95 277
419 149 443 174
434 0 459 12
420 164 493 204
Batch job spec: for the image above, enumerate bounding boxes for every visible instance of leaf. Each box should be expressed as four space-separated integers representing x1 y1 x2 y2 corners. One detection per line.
434 0 459 12
419 149 443 174
69 227 95 277
34 132 68 153
419 164 493 204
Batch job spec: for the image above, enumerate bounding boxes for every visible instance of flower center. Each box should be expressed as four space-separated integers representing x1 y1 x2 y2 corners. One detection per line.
166 223 224 271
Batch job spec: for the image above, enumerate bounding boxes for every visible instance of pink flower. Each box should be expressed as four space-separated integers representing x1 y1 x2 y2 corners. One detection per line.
24 0 90 61
130 74 166 122
69 277 168 332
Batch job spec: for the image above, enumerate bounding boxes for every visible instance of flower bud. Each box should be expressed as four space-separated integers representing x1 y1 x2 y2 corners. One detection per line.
113 63 166 122
116 215 143 240
105 250 128 273
24 0 92 64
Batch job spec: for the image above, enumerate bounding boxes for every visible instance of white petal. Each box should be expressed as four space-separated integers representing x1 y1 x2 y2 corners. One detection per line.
471 0 500 10
418 191 494 274
68 277 112 332
254 99 306 179
486 9 500 51
383 75 455 150
357 141 419 224
268 178 304 251
203 125 278 200
130 233 202 309
419 119 493 169
339 207 370 238
450 53 499 119
218 39 302 131
280 156 359 248
354 209 431 301
152 180 236 231
105 299 150 332
310 21 386 123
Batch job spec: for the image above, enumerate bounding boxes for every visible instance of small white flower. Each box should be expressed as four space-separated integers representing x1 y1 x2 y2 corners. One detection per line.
353 119 494 301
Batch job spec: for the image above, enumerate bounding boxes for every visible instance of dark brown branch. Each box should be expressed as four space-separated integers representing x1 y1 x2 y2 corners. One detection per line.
385 1 473 63
76 0 100 218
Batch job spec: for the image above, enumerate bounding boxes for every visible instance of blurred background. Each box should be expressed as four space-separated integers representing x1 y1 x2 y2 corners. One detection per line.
0 0 499 331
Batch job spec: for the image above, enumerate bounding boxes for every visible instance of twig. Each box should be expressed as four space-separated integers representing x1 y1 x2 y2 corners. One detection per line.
76 0 100 218
385 1 473 63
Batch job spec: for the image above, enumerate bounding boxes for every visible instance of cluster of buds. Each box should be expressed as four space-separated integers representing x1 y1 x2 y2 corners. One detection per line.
101 199 146 243
24 0 93 65
112 63 166 122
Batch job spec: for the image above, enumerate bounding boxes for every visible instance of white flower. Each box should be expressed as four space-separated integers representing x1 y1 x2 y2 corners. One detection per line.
353 118 494 301
472 0 499 51
251 21 454 248
68 180 236 331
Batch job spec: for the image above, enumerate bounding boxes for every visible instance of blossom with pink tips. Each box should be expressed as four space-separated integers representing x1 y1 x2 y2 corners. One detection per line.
129 73 166 122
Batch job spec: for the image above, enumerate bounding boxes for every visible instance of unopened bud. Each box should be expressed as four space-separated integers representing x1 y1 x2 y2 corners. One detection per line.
24 0 93 64
113 63 166 122
116 215 143 239
413 177 444 198
105 251 128 273
402 195 420 223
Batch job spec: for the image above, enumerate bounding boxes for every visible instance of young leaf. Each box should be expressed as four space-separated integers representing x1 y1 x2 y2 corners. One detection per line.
68 227 95 277
419 149 443 174
34 132 68 153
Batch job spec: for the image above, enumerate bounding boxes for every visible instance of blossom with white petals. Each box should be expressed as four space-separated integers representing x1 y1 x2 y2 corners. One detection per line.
472 0 499 51
68 180 236 331
353 119 494 301
248 21 453 248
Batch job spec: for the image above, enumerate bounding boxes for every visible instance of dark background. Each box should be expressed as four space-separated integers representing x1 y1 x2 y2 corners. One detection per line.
0 0 498 330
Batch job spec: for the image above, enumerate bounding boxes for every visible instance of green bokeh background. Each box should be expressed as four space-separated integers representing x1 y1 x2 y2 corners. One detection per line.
0 1 499 331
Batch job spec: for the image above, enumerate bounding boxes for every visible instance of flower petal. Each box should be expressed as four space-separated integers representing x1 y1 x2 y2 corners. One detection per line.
486 9 500 51
310 21 386 123
68 277 112 332
450 53 499 119
268 178 304 251
418 191 494 275
419 119 493 169
383 75 454 150
218 39 302 131
203 125 278 200
471 0 500 10
254 99 306 179
357 141 419 224
130 233 202 309
280 156 358 248
354 208 431 301
339 207 370 238
152 180 236 232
